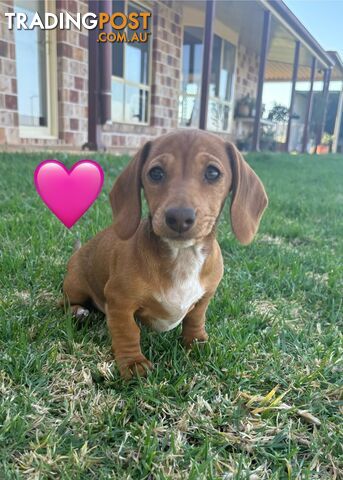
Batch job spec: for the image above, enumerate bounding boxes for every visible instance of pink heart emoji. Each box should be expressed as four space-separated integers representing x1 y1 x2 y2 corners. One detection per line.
34 160 104 228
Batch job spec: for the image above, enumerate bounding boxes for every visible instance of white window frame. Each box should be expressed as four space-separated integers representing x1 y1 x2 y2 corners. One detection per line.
16 0 58 139
111 0 152 126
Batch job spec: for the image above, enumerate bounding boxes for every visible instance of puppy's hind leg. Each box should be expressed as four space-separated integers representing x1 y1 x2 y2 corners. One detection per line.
60 272 91 319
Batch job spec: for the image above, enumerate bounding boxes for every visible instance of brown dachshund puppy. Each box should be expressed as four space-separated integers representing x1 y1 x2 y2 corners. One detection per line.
62 129 268 378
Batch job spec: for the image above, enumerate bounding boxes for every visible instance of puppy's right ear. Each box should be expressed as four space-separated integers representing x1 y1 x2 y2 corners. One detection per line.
109 141 151 240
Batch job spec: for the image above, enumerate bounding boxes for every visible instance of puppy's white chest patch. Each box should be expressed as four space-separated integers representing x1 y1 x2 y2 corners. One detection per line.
151 244 205 332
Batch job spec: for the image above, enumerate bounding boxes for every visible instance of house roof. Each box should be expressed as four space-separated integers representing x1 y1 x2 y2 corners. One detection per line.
263 0 335 68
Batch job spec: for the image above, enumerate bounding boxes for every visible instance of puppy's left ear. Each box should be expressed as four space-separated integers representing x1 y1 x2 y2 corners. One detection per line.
109 141 151 240
226 142 268 245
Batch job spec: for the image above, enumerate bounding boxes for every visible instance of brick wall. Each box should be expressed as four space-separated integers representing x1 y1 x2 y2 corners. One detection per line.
233 44 260 142
235 44 259 102
0 0 19 145
55 0 88 148
150 0 182 131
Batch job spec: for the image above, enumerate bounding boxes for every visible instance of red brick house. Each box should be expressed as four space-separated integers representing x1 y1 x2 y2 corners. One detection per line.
0 0 342 153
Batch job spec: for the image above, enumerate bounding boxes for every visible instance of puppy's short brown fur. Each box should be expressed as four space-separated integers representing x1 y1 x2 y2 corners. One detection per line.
62 130 268 378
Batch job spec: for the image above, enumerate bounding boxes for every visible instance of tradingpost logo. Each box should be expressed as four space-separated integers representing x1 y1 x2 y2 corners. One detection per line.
5 9 152 43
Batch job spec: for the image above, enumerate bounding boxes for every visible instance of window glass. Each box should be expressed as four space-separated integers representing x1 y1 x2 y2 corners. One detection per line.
180 26 236 132
126 3 149 84
126 44 149 84
207 101 230 131
179 95 199 127
111 1 150 123
182 44 190 90
125 86 148 123
15 0 47 127
112 42 124 78
182 27 203 95
111 80 124 122
210 35 221 97
112 0 125 77
179 27 203 127
220 40 235 101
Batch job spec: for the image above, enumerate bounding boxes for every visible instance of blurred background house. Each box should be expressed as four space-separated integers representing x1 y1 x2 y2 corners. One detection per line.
0 0 342 153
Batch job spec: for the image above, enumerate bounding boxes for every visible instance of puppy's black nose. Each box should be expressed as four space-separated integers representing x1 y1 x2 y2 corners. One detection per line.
165 207 196 233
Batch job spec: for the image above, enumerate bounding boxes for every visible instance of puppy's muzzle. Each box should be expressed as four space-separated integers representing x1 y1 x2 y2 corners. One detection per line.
165 207 196 234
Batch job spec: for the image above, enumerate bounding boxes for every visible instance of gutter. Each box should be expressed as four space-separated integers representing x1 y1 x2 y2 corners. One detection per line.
83 0 112 151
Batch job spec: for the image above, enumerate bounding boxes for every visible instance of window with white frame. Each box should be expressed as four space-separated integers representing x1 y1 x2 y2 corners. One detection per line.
179 27 203 128
14 0 57 137
111 1 151 124
179 26 236 132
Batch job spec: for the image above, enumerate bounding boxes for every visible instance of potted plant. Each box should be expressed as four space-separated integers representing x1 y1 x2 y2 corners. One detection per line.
317 132 334 154
236 94 254 117
267 103 289 123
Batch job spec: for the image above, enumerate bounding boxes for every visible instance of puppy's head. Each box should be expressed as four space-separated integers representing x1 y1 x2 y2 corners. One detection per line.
110 130 268 245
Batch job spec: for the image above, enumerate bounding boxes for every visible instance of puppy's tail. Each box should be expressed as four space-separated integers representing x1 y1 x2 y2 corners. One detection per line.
73 238 82 252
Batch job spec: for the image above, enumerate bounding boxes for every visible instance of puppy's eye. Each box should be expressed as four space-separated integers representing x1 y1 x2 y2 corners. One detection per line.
148 166 165 182
205 165 221 182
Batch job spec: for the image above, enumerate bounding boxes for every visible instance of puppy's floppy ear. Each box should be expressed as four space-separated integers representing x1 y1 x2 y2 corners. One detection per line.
109 141 151 240
226 142 268 245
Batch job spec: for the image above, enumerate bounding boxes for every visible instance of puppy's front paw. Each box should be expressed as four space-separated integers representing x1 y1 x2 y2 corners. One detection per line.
117 355 153 380
182 331 209 349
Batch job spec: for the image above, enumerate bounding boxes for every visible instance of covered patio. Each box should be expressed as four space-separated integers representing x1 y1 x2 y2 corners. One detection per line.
83 0 343 153
183 0 342 152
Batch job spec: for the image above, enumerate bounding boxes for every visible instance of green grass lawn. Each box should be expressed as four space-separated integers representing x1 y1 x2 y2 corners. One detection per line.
0 151 342 479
